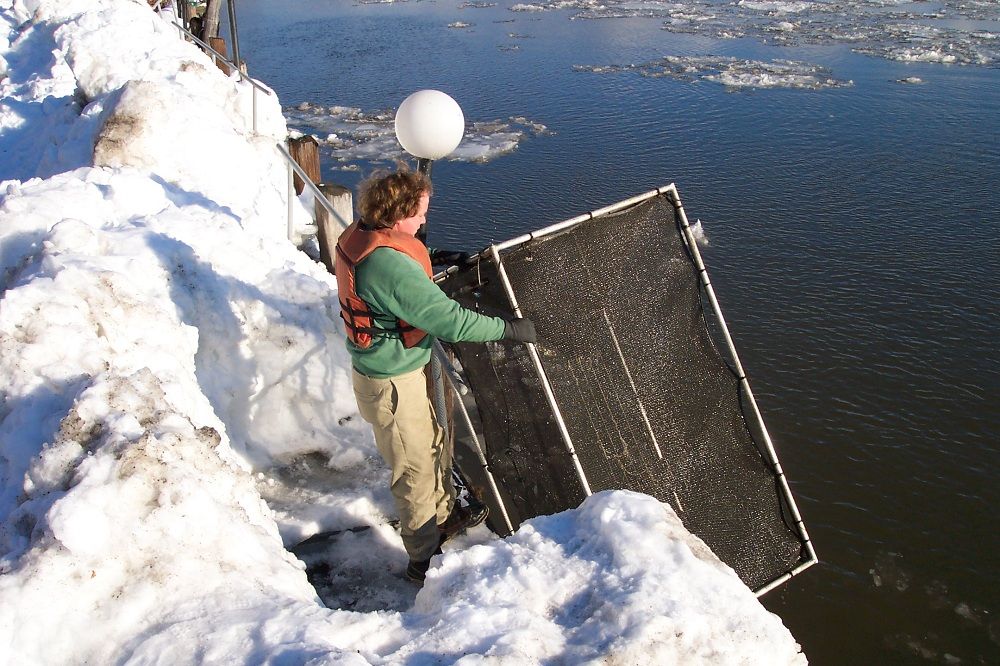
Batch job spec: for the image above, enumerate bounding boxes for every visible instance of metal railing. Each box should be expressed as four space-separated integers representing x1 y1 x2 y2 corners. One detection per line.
161 10 351 242
168 20 272 133
275 143 351 241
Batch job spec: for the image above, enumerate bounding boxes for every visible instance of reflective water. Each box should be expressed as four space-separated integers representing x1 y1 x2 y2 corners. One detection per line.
233 1 999 663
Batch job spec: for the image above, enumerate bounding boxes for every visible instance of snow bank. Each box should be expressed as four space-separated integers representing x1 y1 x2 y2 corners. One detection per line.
0 0 806 663
417 491 805 663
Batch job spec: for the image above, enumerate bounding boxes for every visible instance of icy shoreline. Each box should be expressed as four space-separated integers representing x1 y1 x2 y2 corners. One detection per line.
0 1 805 663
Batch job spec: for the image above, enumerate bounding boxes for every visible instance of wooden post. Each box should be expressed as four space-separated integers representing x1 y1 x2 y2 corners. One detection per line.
208 37 231 75
315 183 353 274
182 1 194 27
288 136 321 196
203 0 223 41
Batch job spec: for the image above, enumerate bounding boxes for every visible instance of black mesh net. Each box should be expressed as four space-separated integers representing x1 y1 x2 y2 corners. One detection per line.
442 193 809 591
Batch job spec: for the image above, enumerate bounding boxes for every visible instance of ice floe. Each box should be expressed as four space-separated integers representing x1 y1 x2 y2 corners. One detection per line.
575 56 853 90
284 103 550 170
507 0 1000 68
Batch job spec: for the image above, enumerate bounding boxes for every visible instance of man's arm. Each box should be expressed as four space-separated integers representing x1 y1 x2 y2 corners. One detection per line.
356 248 506 343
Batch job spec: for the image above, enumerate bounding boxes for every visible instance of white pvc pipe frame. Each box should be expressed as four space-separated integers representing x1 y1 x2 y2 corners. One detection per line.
470 183 817 597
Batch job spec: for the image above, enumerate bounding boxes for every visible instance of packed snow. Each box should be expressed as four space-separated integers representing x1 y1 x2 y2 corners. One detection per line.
0 0 806 663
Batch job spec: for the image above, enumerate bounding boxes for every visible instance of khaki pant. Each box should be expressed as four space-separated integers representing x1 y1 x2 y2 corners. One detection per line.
352 366 455 562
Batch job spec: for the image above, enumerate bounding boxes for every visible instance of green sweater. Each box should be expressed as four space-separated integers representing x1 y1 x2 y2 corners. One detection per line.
349 246 506 378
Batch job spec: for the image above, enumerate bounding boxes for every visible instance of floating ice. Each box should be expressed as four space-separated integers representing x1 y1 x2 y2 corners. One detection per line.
508 0 1000 68
690 219 709 246
284 103 550 170
951 0 997 21
705 59 853 89
448 21 473 28
459 1 497 7
737 1 811 14
854 23 997 66
511 3 547 12
575 56 853 90
572 4 682 20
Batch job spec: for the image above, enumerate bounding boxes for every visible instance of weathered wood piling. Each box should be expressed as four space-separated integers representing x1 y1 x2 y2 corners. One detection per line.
314 183 353 273
288 136 321 196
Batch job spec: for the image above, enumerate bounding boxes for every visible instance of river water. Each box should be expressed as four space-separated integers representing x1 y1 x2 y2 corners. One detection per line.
230 1 999 663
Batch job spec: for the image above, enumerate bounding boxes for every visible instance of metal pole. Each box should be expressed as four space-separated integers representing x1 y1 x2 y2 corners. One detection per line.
664 184 817 571
287 158 295 241
430 352 449 434
226 0 241 71
433 342 470 394
275 143 350 230
252 86 257 134
437 347 515 534
489 245 592 497
414 158 433 246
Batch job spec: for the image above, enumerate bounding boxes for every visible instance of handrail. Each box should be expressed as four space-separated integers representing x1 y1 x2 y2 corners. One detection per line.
165 18 272 134
162 9 349 243
170 22 271 97
276 142 352 241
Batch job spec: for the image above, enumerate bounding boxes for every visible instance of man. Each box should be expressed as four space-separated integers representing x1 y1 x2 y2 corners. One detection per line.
334 168 536 583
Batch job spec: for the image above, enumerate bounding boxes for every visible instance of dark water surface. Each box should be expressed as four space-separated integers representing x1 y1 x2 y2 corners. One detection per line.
232 2 999 663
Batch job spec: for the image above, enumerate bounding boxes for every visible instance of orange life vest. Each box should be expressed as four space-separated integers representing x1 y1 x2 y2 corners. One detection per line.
334 220 433 349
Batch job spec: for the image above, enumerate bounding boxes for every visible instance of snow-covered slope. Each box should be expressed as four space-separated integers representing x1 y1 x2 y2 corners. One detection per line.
0 1 806 663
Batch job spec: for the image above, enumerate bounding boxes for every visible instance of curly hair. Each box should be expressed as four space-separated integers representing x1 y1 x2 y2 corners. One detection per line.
357 167 433 229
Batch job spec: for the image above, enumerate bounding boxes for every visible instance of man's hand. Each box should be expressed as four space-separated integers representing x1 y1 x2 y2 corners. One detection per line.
503 318 537 344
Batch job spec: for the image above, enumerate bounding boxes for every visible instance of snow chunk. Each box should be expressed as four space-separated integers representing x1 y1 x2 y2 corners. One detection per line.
413 492 806 663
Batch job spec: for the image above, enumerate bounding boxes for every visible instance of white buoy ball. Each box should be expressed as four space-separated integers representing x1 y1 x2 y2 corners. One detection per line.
394 90 465 160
